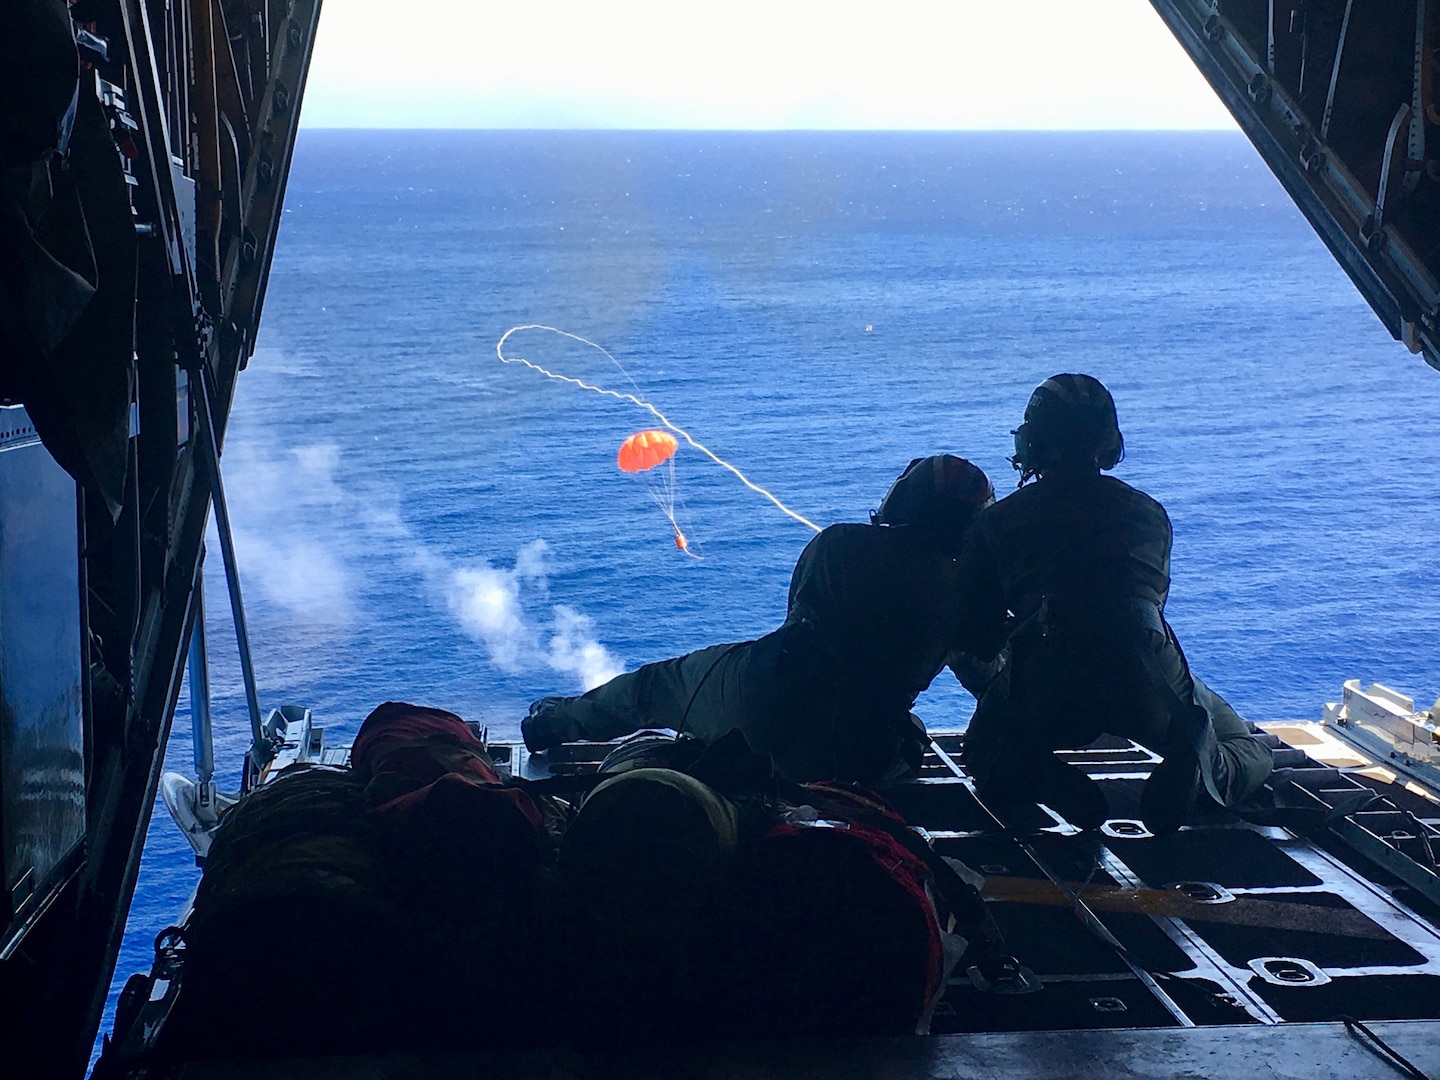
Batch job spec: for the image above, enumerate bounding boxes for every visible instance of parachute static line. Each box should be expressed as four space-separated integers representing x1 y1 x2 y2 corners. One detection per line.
617 429 694 558
495 325 822 535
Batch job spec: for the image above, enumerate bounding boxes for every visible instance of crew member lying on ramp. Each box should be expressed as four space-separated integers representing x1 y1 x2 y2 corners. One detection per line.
956 374 1274 834
523 455 997 785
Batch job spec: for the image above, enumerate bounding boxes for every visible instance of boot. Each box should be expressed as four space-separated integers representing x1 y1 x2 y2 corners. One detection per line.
1141 704 1220 836
1031 753 1109 831
981 749 1108 832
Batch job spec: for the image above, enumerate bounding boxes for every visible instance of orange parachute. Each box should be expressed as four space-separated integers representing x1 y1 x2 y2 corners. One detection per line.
617 430 678 473
617 429 696 557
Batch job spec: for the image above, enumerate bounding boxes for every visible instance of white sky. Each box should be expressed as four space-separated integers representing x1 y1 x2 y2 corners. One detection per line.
301 0 1237 129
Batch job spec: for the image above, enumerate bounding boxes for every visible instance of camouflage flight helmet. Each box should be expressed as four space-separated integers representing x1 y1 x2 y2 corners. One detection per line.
1010 373 1125 480
871 454 994 539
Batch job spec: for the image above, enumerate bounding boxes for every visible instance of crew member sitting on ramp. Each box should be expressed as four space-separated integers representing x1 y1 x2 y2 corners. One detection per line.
522 455 997 786
955 374 1273 834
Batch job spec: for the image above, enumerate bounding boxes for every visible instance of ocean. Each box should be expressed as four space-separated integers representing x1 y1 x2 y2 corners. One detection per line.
99 130 1440 1055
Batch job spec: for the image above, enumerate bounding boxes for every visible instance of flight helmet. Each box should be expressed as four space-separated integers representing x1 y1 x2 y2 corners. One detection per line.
872 454 994 538
1009 373 1124 480
559 768 739 940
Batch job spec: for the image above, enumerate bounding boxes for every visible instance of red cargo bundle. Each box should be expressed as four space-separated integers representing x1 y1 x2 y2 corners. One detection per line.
719 783 947 1037
354 701 543 852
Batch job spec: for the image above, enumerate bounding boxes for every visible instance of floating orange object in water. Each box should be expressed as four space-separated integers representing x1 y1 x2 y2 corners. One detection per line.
617 430 678 473
675 531 688 551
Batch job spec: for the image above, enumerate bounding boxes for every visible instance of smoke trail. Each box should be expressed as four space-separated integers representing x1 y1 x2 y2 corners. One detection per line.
224 439 621 692
449 563 540 673
496 324 822 533
548 604 625 690
445 539 622 690
223 441 357 627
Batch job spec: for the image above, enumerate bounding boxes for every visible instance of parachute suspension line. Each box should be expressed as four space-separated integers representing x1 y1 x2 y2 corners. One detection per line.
655 457 702 560
641 459 674 518
642 458 689 554
496 325 822 534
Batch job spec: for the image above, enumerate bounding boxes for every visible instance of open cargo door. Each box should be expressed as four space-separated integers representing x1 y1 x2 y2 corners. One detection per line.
1151 0 1440 372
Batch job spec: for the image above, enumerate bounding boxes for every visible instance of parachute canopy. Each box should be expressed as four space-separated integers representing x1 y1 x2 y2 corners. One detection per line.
617 430 679 474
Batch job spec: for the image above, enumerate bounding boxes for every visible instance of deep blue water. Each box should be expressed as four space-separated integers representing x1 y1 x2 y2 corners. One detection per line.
99 130 1440 1057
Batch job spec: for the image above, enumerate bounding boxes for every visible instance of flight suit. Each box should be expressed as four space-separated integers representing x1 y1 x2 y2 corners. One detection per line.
527 523 990 784
956 471 1273 814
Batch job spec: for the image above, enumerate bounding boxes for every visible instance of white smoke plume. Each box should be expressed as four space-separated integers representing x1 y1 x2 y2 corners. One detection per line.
450 563 541 672
222 442 357 627
548 604 625 690
222 440 621 691
446 542 623 691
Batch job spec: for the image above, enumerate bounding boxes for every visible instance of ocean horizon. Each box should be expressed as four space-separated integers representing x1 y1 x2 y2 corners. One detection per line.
98 129 1440 1057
